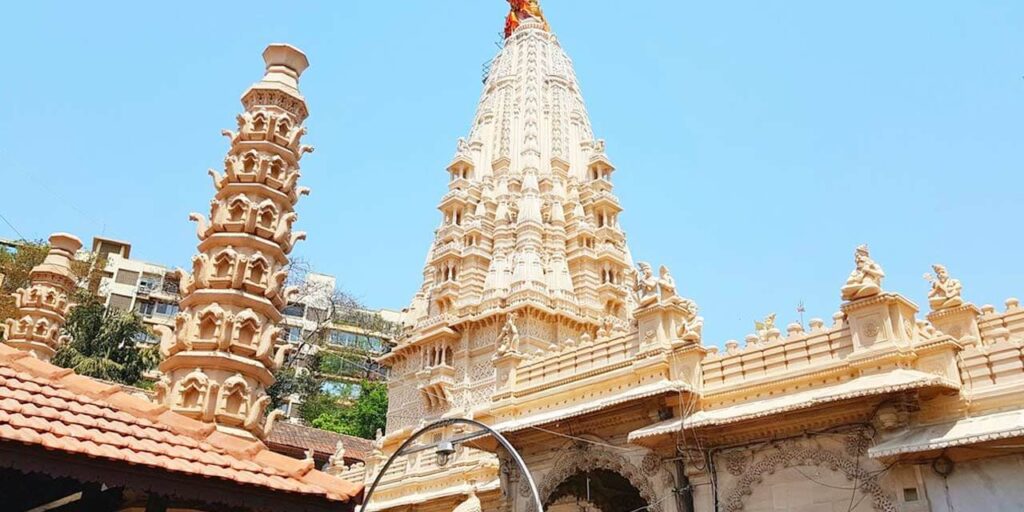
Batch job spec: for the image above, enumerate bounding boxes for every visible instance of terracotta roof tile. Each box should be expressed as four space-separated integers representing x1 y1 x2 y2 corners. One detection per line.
0 343 362 504
266 421 373 462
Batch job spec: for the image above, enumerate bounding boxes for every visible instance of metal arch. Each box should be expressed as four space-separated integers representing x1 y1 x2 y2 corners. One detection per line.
360 418 543 512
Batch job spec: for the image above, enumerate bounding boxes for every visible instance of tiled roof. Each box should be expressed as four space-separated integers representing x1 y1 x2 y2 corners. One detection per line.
0 344 363 506
267 421 372 462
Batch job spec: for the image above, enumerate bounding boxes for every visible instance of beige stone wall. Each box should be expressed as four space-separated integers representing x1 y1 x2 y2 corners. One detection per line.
918 454 1024 511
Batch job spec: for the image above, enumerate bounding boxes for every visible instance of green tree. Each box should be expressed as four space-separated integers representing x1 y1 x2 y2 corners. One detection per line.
52 297 156 386
309 380 388 439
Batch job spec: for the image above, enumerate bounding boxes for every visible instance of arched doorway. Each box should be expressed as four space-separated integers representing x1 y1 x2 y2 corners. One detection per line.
531 446 662 512
546 469 648 512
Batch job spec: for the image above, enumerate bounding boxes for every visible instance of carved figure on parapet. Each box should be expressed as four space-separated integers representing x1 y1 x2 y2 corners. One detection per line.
754 313 777 341
658 265 681 304
677 299 704 343
840 245 885 301
926 264 964 311
632 262 660 309
495 312 521 355
327 440 347 472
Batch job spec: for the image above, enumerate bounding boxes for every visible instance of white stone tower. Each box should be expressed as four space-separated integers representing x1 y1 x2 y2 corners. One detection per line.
154 44 314 439
366 6 641 507
2 233 82 361
387 8 635 431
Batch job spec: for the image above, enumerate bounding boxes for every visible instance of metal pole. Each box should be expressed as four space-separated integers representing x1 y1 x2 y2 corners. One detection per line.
360 418 544 512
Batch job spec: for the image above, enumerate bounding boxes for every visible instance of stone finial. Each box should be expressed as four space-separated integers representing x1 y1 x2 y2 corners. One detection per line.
744 334 759 347
260 44 309 92
832 311 845 327
809 318 825 332
925 264 964 311
3 233 82 361
1006 298 1020 311
786 322 804 338
841 244 885 302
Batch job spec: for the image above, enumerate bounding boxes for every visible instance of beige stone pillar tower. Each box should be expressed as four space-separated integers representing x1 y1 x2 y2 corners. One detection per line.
154 44 313 439
2 233 82 361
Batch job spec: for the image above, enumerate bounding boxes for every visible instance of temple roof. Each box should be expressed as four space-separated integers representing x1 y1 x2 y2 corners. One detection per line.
267 421 372 463
628 369 958 443
402 10 635 332
0 343 362 509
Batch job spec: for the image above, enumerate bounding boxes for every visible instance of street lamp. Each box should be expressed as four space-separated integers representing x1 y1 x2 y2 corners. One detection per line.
435 440 455 466
360 418 543 512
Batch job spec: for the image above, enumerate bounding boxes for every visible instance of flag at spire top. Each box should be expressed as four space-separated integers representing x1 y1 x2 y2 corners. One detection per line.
504 0 550 38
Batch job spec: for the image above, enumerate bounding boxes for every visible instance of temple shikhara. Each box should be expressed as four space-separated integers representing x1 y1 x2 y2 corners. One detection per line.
2 2 1023 512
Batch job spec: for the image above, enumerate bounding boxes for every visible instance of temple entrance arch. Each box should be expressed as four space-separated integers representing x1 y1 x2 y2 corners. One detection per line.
547 469 647 512
529 447 661 512
721 446 896 512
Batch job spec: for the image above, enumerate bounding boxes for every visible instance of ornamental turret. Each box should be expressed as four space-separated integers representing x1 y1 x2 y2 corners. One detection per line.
2 233 82 361
154 44 313 439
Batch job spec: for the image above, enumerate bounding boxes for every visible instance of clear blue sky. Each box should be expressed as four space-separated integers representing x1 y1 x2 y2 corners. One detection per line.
1 1 1021 346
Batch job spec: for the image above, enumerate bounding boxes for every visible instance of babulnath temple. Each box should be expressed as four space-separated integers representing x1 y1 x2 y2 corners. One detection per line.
333 3 1024 512
2 2 1024 512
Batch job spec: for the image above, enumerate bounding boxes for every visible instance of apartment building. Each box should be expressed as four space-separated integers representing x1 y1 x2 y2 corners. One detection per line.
91 237 182 342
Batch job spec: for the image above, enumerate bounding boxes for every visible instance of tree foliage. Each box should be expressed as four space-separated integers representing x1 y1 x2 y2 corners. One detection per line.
0 240 49 326
52 296 157 386
310 380 388 439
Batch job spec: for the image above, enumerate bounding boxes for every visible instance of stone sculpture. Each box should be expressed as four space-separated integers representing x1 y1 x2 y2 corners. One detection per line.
840 245 885 301
926 264 964 311
658 265 680 304
633 262 660 309
496 312 521 355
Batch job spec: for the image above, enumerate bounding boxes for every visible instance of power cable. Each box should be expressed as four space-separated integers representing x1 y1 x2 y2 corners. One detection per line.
0 212 27 241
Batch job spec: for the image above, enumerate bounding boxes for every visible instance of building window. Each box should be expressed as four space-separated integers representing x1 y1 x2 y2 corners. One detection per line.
903 488 919 502
138 273 161 292
108 294 133 311
287 326 302 342
283 303 305 318
114 269 140 286
154 301 179 317
136 301 156 316
133 330 158 344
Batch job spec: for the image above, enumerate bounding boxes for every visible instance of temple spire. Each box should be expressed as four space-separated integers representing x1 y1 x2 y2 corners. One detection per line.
154 44 313 440
504 0 550 38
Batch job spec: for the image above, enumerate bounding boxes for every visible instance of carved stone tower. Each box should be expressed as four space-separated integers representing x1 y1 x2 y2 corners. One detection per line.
2 233 82 361
154 44 314 439
387 12 637 428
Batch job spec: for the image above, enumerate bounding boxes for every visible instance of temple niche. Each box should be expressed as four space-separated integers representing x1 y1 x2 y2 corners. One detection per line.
154 44 313 440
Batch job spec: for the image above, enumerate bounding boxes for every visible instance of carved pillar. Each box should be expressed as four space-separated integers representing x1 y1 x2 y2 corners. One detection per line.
492 351 525 403
2 233 82 361
155 44 313 439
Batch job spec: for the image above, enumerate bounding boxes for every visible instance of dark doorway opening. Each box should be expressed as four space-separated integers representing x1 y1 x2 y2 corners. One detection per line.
547 468 648 512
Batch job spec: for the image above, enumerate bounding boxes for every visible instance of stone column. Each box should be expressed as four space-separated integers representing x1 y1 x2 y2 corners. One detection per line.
154 44 313 439
3 233 82 361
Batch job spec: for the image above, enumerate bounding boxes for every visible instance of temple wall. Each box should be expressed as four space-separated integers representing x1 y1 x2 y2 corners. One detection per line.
918 454 1024 512
707 436 900 512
